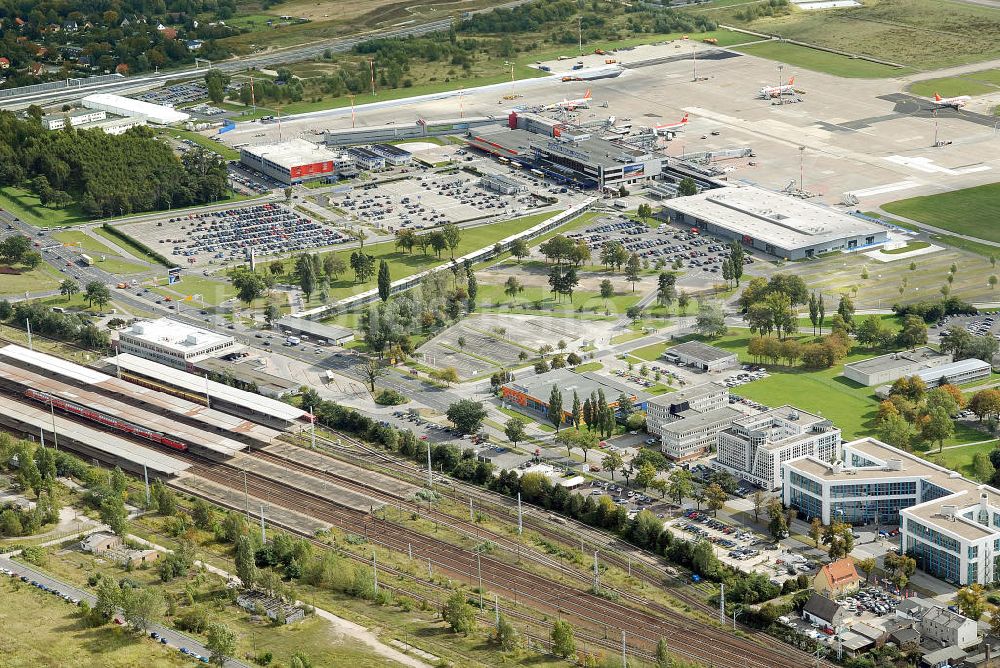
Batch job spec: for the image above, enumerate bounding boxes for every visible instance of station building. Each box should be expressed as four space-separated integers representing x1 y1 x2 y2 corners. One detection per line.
324 116 497 146
240 138 350 185
662 185 889 260
42 108 106 129
346 147 386 171
783 438 1000 586
715 405 840 491
842 347 951 387
116 318 236 369
370 143 413 166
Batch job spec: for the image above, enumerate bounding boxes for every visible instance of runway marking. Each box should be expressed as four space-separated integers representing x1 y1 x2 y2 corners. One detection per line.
846 180 922 198
884 155 992 175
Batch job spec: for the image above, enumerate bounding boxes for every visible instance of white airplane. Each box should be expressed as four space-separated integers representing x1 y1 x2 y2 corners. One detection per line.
758 77 796 98
542 89 592 111
931 92 970 109
650 114 689 136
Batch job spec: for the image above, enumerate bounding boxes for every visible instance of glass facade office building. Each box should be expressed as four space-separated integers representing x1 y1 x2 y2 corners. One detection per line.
783 438 1000 585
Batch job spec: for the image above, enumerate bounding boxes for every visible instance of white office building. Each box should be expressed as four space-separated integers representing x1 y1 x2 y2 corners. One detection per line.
645 382 738 461
784 438 1000 586
116 318 236 369
715 405 840 490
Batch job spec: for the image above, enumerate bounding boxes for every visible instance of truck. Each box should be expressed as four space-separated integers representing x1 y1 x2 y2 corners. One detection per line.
79 254 93 266
286 336 301 345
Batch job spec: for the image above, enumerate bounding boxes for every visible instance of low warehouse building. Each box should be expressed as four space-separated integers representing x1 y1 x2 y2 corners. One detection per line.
501 368 646 425
273 317 354 345
663 340 738 372
81 92 189 125
662 185 888 260
874 358 990 397
842 347 950 386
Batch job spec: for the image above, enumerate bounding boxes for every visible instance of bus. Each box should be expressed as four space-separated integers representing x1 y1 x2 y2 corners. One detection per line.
79 254 93 266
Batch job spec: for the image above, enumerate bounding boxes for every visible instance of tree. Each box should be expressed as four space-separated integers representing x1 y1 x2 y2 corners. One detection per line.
493 613 521 651
878 413 915 451
656 272 676 308
231 269 267 307
921 406 954 452
600 278 614 307
974 451 995 482
809 518 823 548
625 253 641 291
808 292 819 335
504 417 526 446
191 498 215 531
547 384 563 432
767 498 788 541
84 280 111 310
206 621 238 666
235 534 258 589
100 496 128 537
705 482 727 516
503 276 523 304
447 399 487 435
59 279 79 301
442 223 461 259
571 391 582 429
550 619 576 658
377 260 391 302
751 490 768 524
602 451 624 480
857 557 876 584
668 469 693 506
443 590 476 634
93 577 121 623
656 639 671 668
677 291 690 315
510 238 530 262
119 586 163 632
695 301 727 338
728 240 745 286
677 177 698 197
957 584 988 621
823 521 855 560
896 314 928 348
884 550 917 589
637 203 652 222
969 389 1000 421
360 357 387 391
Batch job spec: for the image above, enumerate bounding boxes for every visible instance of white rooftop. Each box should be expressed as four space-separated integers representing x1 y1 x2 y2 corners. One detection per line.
241 138 338 170
0 344 107 384
81 93 189 124
667 185 885 251
109 353 307 423
120 318 232 351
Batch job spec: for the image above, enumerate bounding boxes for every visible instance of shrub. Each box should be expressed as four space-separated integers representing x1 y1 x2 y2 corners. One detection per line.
374 389 408 406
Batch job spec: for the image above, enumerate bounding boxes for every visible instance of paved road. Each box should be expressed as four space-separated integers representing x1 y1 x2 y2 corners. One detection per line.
0 555 250 668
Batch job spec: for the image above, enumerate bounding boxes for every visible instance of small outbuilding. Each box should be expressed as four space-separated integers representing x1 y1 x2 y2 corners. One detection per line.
664 340 738 372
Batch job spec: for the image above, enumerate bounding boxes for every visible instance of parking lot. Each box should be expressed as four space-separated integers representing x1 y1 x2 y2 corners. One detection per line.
331 173 539 231
667 510 776 572
137 83 209 107
565 215 756 275
931 312 1000 341
119 203 349 268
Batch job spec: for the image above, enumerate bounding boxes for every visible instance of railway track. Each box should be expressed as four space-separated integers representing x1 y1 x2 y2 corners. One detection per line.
182 454 813 668
288 432 835 667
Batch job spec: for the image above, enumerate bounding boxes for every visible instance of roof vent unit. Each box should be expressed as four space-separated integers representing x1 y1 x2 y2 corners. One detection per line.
788 410 799 421
940 505 957 520
831 463 842 475
885 459 903 471
133 324 146 335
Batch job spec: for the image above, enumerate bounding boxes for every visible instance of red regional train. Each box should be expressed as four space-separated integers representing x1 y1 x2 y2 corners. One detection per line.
23 388 189 452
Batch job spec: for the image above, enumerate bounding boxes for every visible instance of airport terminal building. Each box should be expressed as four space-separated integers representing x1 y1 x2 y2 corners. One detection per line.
662 185 888 260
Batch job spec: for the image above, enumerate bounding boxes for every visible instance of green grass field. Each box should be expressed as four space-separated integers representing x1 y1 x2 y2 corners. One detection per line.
924 440 999 480
0 263 62 297
721 0 1000 71
909 69 1000 98
93 256 149 275
883 183 1000 243
153 274 236 306
630 341 671 362
734 41 909 78
0 187 89 228
681 332 986 445
475 282 642 316
51 230 115 255
572 361 604 373
0 580 192 668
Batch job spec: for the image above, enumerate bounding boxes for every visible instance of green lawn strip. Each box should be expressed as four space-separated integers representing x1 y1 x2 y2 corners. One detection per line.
647 384 677 395
733 42 912 78
926 233 1000 260
92 256 149 275
462 324 536 352
496 404 555 432
861 211 921 232
50 230 115 255
909 70 1000 97
880 241 931 255
294 211 555 301
883 183 1000 243
630 341 671 361
572 361 604 373
475 282 641 317
91 227 173 267
610 330 648 345
150 274 236 306
438 341 502 368
920 440 999 480
0 186 89 228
